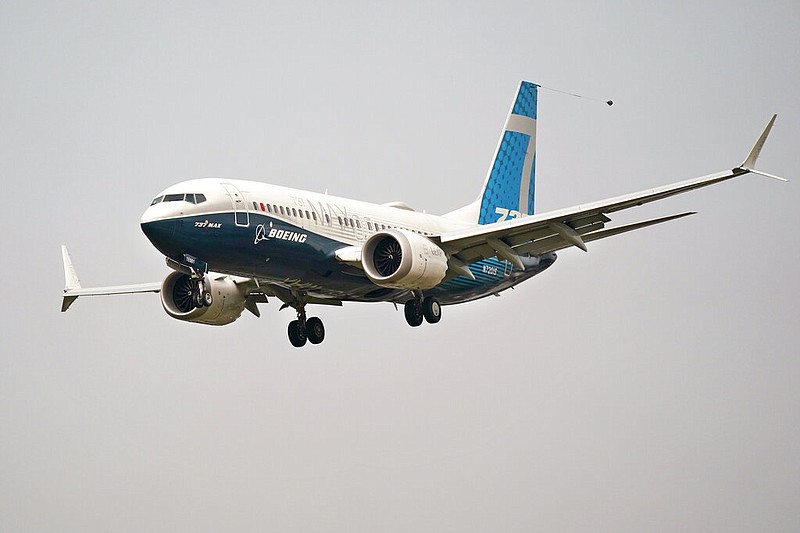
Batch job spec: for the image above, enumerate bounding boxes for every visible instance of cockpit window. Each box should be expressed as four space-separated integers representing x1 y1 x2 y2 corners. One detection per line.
150 193 206 205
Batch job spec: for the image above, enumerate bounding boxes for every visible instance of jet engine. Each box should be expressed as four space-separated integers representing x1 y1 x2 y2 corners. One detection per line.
362 229 448 290
160 271 247 325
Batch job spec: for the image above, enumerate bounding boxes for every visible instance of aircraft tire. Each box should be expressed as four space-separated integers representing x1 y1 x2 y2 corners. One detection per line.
202 290 213 307
288 320 307 347
192 291 204 309
422 297 441 324
404 300 424 327
306 317 325 344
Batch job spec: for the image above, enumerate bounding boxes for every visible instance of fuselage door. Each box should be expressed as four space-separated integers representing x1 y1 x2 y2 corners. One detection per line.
221 183 249 227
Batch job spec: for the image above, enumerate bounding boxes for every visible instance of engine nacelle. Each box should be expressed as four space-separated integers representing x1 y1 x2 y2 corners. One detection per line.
362 229 448 290
160 271 247 325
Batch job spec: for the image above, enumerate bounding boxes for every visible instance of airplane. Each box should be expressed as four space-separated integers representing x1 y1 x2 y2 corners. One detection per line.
61 81 786 347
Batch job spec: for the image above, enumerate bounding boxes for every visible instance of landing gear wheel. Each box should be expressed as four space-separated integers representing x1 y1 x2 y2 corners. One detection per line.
306 317 325 344
192 291 204 309
288 320 307 347
422 297 441 324
404 300 424 327
202 290 213 307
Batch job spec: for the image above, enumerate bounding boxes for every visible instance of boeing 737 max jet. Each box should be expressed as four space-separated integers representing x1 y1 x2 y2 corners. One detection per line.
61 82 785 347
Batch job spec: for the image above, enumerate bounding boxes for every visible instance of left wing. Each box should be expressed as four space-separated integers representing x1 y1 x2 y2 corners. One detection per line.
437 115 785 268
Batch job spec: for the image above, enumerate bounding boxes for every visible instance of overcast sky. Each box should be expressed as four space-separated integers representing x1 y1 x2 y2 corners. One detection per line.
2 1 799 532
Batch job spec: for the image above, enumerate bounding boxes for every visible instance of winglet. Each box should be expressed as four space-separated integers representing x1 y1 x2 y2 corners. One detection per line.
739 114 787 181
61 245 81 290
741 114 776 170
61 245 81 312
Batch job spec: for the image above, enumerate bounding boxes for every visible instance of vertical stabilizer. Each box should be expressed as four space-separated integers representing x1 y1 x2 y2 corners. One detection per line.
477 81 539 224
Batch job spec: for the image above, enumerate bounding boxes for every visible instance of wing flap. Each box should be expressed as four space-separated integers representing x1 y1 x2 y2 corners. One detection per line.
516 212 696 255
438 115 784 265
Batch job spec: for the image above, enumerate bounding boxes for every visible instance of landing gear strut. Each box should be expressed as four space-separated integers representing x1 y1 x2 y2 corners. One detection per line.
287 305 325 348
174 255 213 309
404 293 441 327
190 276 212 309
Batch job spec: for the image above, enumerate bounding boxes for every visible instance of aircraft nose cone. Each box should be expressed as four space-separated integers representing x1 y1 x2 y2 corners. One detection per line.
140 218 177 253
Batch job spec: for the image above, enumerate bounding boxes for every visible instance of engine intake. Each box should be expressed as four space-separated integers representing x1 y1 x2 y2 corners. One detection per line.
362 229 448 290
161 271 247 325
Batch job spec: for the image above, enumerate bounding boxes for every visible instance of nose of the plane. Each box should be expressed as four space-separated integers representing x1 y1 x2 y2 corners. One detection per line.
140 206 177 251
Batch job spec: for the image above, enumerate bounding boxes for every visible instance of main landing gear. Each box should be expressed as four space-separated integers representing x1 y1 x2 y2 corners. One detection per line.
403 293 441 327
287 305 325 348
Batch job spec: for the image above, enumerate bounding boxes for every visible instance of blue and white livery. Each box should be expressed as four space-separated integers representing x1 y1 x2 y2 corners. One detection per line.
61 82 785 347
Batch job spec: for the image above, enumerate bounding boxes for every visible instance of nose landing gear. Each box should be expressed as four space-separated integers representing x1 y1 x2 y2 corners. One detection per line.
192 276 213 308
181 275 212 310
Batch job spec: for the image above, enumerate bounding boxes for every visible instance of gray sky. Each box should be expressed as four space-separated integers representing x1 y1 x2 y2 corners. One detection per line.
2 1 799 531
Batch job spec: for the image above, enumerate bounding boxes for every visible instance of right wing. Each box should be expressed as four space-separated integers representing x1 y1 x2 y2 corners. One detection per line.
437 115 785 269
61 245 339 316
60 245 161 312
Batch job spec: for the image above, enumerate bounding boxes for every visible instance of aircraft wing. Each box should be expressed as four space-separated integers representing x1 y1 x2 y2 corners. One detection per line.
437 115 785 268
61 245 338 315
60 245 161 312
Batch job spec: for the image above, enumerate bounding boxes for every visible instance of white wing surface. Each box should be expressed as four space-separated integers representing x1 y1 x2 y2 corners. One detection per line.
437 115 785 265
60 245 161 312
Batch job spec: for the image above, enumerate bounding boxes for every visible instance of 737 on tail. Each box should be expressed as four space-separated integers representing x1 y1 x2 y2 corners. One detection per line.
61 82 786 347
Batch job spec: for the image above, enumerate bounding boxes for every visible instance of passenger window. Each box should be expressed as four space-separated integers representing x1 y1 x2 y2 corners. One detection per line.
355 220 361 229
280 206 285 215
325 214 331 224
299 210 304 219
292 208 297 217
312 212 318 222
337 216 343 226
367 222 373 230
195 194 207 203
305 210 310 219
266 204 272 213
253 202 258 210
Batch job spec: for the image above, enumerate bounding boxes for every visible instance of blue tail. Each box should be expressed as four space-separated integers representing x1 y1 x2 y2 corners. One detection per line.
477 81 539 224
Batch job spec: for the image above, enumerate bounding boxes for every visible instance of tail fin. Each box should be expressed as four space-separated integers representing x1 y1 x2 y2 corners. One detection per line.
445 81 539 224
479 81 538 224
